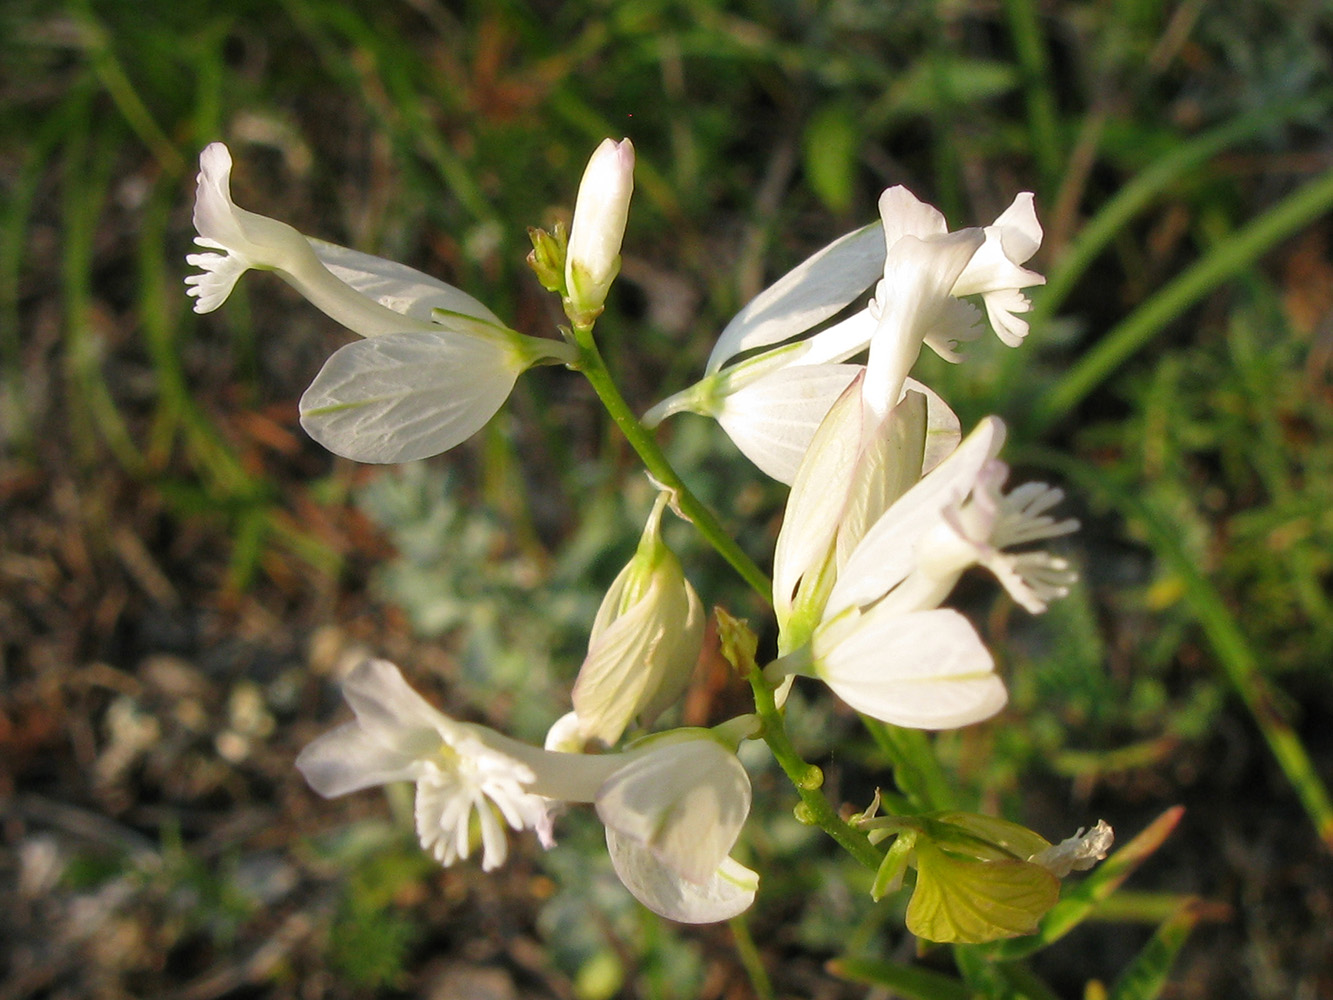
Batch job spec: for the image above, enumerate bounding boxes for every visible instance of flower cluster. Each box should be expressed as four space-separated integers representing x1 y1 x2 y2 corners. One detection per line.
187 139 1104 935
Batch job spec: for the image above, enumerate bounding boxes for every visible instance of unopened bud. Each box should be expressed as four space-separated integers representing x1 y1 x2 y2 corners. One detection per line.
565 138 635 325
527 223 567 293
571 493 702 745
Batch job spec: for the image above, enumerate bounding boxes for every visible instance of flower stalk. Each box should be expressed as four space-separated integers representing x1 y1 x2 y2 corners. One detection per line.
568 320 772 601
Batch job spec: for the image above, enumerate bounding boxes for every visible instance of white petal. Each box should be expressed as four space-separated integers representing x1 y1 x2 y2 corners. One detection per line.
982 287 1036 347
716 363 862 484
572 569 696 745
185 243 252 314
595 736 750 885
832 391 927 572
877 186 949 247
906 378 961 474
1029 820 1113 877
295 722 420 797
816 607 1007 729
606 828 758 923
826 416 1005 618
309 238 502 326
299 331 522 463
796 307 878 366
340 658 451 756
772 376 866 618
862 230 986 418
707 223 886 373
991 192 1042 264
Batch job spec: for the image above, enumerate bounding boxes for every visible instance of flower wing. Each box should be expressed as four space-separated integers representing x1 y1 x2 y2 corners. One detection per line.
299 331 522 463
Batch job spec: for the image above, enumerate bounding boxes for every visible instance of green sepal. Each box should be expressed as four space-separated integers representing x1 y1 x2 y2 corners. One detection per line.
872 829 918 901
526 222 568 293
906 840 1060 944
716 606 760 679
921 812 1053 862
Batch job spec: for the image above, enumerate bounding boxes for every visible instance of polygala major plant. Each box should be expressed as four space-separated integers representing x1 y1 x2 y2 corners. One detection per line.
187 137 1110 936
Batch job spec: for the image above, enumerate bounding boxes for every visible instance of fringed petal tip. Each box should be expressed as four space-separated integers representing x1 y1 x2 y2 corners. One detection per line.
184 241 250 313
185 142 254 313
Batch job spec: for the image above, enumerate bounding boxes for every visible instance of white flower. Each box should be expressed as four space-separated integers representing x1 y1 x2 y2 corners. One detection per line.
297 659 757 921
295 659 551 871
767 416 1077 730
826 416 1078 620
650 186 1042 479
184 142 575 463
565 138 635 323
572 493 704 745
705 185 1044 374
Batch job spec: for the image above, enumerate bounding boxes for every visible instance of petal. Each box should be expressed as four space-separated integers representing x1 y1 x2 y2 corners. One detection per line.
595 736 751 885
906 377 961 475
606 828 758 923
309 238 503 326
816 607 1008 729
877 185 949 247
772 376 867 618
299 330 523 463
826 416 1005 618
716 363 863 484
634 580 705 725
572 572 691 745
991 192 1042 264
339 658 451 757
862 230 986 418
796 307 878 366
833 391 927 572
950 195 1043 298
295 722 420 797
707 223 886 373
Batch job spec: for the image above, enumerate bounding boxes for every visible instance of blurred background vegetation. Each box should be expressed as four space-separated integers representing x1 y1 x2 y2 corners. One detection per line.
2 0 1332 997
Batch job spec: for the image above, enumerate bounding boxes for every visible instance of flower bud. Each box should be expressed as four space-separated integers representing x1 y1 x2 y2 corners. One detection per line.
572 493 703 745
564 138 635 324
526 222 567 293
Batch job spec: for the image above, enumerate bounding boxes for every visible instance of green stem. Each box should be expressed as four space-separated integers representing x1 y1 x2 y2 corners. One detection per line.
747 670 882 869
570 322 773 601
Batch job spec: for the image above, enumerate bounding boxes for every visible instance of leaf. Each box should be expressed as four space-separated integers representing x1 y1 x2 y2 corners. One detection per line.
1108 901 1203 1000
829 956 972 1000
906 840 1060 944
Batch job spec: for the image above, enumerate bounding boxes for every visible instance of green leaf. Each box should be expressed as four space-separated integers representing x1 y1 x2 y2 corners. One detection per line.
803 103 858 214
1108 901 1203 1000
907 841 1060 944
828 956 972 1000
